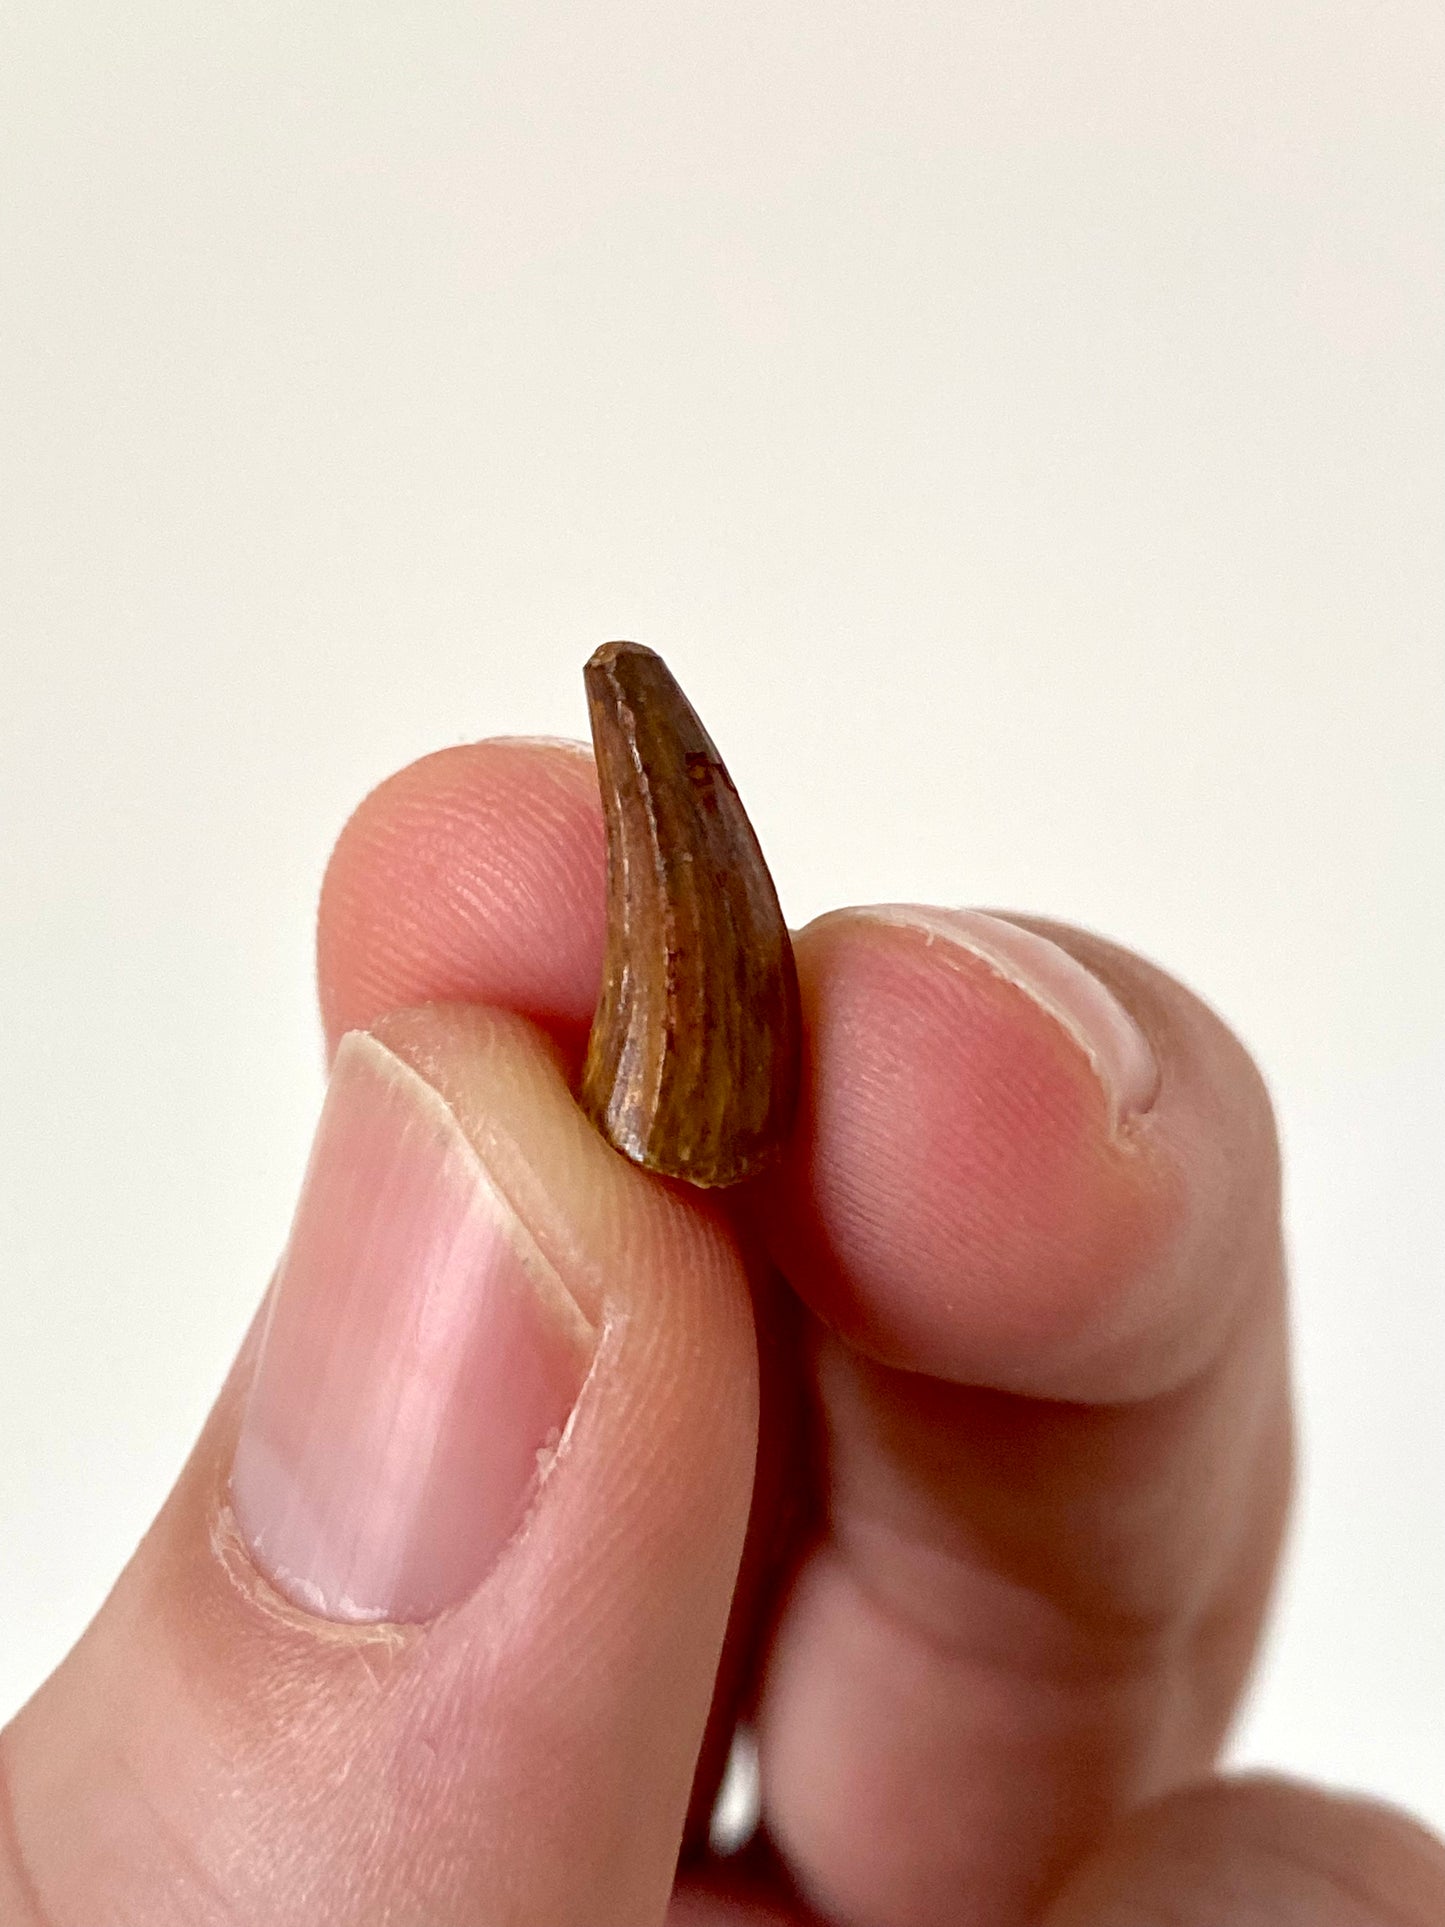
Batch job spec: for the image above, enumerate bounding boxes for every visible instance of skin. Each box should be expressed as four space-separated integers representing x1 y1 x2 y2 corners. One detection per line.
1 735 1442 1926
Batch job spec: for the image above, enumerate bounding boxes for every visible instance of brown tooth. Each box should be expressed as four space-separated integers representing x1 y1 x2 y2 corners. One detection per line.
580 641 801 1188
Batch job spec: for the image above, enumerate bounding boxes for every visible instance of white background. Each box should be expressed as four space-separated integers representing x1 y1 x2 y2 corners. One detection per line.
1 0 1441 1835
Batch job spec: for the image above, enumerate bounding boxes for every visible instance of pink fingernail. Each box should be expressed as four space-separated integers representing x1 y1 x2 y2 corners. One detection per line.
857 906 1160 1123
230 1032 595 1623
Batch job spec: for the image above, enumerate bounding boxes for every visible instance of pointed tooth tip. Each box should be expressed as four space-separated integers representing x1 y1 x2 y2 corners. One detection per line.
587 640 661 673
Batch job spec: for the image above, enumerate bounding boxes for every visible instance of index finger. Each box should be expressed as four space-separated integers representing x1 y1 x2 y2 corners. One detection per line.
317 737 606 1058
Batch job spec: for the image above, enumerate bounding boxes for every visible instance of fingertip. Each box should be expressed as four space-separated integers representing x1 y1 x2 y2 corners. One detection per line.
852 906 1163 1125
316 738 606 1056
759 906 1280 1402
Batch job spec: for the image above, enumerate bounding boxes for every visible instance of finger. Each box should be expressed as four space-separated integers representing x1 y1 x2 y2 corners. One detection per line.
315 734 799 1847
752 906 1292 1926
316 737 606 1058
1 1004 756 1925
762 904 1282 1401
1042 1775 1445 1925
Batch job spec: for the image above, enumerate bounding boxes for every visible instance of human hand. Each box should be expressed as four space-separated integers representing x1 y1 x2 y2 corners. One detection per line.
3 739 1442 1926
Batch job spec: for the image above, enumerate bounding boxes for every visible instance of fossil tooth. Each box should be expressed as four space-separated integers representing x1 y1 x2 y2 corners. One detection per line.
580 641 802 1187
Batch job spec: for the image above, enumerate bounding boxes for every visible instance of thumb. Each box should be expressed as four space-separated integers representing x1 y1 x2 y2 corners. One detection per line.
1 1003 758 1927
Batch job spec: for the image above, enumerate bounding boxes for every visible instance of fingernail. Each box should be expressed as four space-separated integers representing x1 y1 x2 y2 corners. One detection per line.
230 1031 596 1623
856 905 1160 1123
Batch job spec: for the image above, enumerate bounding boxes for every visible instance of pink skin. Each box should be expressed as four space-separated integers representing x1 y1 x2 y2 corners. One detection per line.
231 1031 595 1625
842 905 1161 1125
1 736 1440 1927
